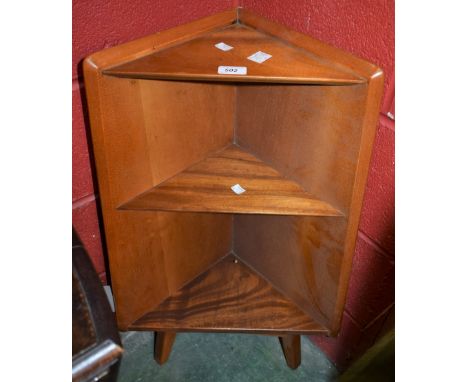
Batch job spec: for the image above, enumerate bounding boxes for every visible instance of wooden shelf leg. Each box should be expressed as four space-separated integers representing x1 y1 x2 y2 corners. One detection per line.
278 335 301 369
154 331 176 365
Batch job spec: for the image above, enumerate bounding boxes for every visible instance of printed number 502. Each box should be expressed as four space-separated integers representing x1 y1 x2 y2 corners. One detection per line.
217 66 247 75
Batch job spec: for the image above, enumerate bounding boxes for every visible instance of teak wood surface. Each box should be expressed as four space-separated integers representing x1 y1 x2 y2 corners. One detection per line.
120 144 342 216
130 254 326 334
84 7 383 368
104 24 364 85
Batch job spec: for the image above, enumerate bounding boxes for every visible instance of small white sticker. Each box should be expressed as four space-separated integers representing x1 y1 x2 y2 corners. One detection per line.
215 42 234 51
247 51 272 64
231 184 246 195
218 66 247 75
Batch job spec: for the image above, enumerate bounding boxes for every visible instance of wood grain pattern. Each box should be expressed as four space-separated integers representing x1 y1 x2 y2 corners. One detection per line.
239 8 380 79
234 215 347 329
236 83 367 215
104 24 364 85
84 66 169 328
139 80 235 188
120 145 342 216
96 78 234 207
130 254 327 334
331 69 384 334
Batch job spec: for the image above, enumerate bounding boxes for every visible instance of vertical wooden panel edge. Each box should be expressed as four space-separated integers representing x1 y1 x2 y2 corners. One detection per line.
82 61 135 327
83 63 171 330
330 70 385 334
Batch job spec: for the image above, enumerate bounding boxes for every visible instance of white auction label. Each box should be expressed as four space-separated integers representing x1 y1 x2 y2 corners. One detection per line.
247 51 272 64
214 42 233 51
218 66 247 75
231 184 246 195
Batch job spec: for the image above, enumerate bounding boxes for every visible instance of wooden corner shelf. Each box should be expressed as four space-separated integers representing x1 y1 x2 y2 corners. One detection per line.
130 253 327 334
84 7 384 369
119 144 342 216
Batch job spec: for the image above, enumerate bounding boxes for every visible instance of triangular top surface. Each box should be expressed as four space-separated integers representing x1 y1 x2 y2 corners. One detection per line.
104 24 364 84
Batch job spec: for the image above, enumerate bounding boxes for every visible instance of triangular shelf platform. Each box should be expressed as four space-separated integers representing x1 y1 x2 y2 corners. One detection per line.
129 253 327 334
119 144 342 216
103 24 364 85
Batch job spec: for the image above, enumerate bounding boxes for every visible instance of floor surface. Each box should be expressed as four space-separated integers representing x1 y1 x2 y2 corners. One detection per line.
117 332 338 382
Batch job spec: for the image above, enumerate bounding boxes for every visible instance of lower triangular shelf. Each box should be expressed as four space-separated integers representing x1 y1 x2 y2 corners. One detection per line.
129 253 328 334
119 144 342 216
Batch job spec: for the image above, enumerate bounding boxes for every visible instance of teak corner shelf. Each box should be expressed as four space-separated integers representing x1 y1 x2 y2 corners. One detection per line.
84 8 383 369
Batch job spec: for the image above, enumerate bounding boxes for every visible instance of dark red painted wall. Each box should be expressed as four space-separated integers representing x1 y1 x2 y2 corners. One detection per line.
73 0 394 370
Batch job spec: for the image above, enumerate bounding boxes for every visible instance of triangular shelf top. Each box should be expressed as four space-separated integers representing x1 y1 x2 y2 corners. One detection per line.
119 145 342 216
104 24 364 84
130 253 327 333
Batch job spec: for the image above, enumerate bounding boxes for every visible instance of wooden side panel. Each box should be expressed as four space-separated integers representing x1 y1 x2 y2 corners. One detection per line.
100 78 234 206
154 212 232 294
234 215 346 328
84 69 233 329
332 74 384 333
234 11 385 334
101 209 232 330
99 77 153 205
236 84 367 214
139 80 235 187
235 84 376 331
105 210 169 329
98 77 234 328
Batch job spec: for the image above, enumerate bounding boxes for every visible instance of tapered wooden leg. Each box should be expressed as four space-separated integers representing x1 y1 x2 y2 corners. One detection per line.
279 335 301 369
154 331 176 365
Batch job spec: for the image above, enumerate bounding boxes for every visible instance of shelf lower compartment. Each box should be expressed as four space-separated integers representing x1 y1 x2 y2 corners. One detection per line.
129 253 328 334
119 145 342 216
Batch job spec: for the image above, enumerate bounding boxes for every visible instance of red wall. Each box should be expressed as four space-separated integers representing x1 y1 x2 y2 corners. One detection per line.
73 0 394 370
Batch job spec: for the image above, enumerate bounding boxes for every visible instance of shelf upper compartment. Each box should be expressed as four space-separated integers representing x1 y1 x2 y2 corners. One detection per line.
103 24 364 85
119 145 342 216
130 253 327 333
